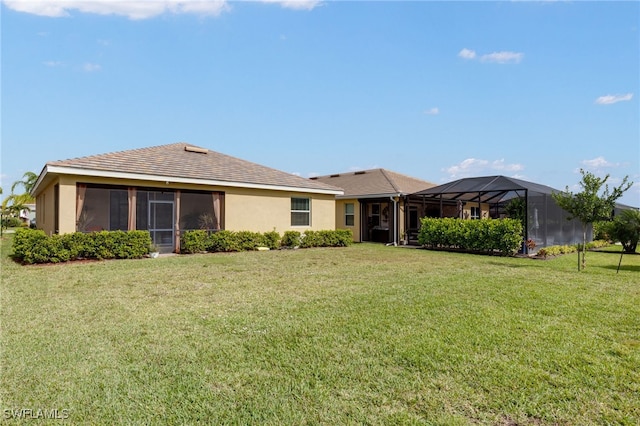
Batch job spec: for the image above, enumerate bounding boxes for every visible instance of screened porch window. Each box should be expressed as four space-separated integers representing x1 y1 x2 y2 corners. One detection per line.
291 197 310 226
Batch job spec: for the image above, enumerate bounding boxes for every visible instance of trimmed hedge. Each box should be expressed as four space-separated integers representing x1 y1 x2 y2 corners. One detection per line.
536 240 610 258
181 229 353 254
418 217 523 256
12 228 152 264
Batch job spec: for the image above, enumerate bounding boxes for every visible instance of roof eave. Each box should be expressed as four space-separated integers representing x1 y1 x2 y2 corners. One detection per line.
37 165 344 196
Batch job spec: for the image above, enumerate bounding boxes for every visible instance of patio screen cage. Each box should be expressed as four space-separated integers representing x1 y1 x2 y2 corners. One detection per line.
409 175 591 253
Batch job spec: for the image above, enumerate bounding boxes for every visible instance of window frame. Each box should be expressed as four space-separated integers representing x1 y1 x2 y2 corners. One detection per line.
470 206 481 220
344 203 355 227
291 197 311 227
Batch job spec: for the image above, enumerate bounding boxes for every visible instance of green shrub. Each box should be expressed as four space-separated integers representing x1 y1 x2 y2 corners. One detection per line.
181 230 208 254
12 228 151 264
234 231 266 251
418 218 523 256
262 230 281 250
281 231 301 248
535 240 611 258
207 230 239 252
2 217 23 228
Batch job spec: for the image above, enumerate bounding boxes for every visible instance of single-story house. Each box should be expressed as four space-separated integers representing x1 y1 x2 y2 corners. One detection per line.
310 169 435 245
31 143 343 253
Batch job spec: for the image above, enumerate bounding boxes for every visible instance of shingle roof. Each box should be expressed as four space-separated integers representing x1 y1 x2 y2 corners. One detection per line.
45 142 341 193
311 168 435 198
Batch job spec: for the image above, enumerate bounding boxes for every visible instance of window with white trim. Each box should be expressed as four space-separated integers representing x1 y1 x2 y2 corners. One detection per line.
470 206 480 220
291 197 310 226
345 203 355 226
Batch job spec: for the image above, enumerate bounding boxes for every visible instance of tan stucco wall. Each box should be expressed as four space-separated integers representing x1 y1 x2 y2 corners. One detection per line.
34 174 337 235
224 187 335 233
35 180 56 235
334 199 360 242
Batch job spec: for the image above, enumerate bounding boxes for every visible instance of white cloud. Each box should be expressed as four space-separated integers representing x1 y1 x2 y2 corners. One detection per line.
2 0 321 18
2 0 229 19
458 48 476 60
43 60 63 67
458 48 523 64
423 107 439 115
480 51 524 64
259 0 322 11
581 156 614 169
595 93 633 105
444 158 524 179
83 63 101 72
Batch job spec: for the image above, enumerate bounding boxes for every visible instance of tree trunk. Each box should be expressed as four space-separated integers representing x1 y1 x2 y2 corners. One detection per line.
581 225 587 270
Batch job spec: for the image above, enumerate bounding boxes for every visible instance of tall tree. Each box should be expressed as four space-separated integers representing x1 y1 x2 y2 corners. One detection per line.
552 169 632 270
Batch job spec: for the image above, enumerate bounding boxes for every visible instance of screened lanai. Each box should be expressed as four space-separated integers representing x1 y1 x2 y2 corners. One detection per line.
407 175 591 253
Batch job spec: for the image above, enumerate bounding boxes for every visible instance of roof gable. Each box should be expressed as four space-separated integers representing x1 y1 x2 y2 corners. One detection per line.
311 168 435 198
39 143 342 194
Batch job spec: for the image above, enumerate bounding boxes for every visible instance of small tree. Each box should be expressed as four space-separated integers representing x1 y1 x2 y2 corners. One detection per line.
611 209 640 254
552 169 632 270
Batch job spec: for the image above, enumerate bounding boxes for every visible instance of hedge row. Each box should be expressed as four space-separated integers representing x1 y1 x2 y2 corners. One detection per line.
12 228 152 264
181 229 353 254
535 240 610 258
418 217 523 256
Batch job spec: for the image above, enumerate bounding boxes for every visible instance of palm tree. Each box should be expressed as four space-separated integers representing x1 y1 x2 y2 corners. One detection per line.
11 171 38 196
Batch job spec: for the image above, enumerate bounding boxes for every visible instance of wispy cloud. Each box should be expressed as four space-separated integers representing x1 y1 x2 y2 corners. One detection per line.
458 48 523 64
423 107 439 116
595 93 633 105
260 0 323 11
2 0 230 19
83 63 101 72
458 48 476 60
480 51 524 64
43 60 64 67
444 158 524 179
2 0 321 18
581 156 615 169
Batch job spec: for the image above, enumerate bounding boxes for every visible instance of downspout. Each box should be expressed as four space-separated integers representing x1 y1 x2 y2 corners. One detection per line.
390 196 399 246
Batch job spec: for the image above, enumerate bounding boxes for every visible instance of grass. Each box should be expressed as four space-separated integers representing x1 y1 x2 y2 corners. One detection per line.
1 234 639 425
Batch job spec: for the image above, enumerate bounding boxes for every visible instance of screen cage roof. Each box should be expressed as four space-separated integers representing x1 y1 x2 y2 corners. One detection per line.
411 175 559 203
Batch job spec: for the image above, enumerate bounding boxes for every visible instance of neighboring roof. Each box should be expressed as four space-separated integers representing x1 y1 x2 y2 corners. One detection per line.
34 143 342 195
311 168 435 198
411 175 561 203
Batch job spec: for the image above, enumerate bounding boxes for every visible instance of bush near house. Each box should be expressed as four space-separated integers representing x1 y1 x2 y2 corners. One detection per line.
12 228 151 264
181 229 353 254
418 217 523 256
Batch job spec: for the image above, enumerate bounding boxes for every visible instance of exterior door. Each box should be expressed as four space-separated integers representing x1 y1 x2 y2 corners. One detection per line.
149 200 174 252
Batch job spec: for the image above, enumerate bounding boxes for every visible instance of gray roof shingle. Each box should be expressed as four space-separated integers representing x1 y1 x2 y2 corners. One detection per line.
311 168 435 197
47 142 341 193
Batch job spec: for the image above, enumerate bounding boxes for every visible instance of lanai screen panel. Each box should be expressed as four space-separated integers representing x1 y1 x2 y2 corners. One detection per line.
527 191 590 248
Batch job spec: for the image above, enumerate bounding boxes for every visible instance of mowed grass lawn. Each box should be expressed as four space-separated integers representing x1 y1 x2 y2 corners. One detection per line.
1 235 639 425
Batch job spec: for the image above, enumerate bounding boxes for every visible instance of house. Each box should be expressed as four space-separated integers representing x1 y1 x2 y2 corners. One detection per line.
31 143 343 252
311 169 435 245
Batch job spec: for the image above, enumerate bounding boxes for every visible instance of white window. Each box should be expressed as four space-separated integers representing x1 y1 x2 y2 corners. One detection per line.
470 206 480 220
291 197 310 226
345 203 355 226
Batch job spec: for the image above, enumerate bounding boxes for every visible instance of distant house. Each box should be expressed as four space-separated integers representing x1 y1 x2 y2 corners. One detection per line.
31 143 342 252
311 169 435 245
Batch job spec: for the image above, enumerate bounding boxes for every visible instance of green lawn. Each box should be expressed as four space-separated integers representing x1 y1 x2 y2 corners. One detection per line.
1 234 638 425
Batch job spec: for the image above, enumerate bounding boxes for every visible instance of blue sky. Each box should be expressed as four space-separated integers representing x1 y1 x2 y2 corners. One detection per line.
1 0 639 206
